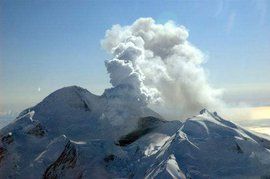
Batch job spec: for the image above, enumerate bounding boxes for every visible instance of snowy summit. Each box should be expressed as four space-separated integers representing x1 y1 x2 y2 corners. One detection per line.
1 86 270 178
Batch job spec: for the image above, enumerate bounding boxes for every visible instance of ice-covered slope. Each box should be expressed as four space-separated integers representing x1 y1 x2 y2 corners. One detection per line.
1 86 270 178
139 110 270 178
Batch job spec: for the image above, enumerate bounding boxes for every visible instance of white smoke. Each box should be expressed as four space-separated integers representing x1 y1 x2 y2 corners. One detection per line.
102 18 223 120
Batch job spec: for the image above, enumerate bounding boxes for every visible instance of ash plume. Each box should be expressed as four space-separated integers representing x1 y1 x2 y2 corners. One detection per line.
102 18 223 120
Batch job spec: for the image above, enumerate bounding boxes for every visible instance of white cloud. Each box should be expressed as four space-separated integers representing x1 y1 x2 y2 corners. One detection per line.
101 18 224 120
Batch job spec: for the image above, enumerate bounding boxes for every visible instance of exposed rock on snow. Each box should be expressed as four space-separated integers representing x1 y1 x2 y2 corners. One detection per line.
43 140 78 179
0 147 7 164
1 132 13 145
117 116 165 146
27 123 46 137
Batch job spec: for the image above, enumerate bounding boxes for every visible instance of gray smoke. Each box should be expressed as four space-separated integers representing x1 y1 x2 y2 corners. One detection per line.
102 18 223 120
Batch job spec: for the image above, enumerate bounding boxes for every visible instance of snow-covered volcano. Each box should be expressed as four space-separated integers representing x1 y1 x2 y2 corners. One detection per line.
1 86 270 178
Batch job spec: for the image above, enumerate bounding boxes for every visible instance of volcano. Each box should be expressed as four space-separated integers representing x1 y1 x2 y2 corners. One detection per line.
1 86 270 178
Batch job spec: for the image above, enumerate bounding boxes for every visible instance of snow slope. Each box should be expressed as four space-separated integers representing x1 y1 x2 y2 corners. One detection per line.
1 86 270 178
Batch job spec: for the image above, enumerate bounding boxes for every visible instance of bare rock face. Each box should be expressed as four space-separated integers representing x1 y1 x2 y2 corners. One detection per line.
43 141 77 179
116 116 164 146
1 133 13 145
0 147 6 164
27 123 46 137
0 133 11 164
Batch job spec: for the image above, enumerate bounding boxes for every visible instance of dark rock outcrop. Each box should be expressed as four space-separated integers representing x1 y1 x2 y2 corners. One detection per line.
27 123 46 137
117 116 165 146
0 147 6 164
43 141 77 179
1 133 13 145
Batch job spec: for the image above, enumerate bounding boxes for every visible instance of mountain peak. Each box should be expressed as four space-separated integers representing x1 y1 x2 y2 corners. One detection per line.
33 86 99 115
199 108 209 114
1 86 270 178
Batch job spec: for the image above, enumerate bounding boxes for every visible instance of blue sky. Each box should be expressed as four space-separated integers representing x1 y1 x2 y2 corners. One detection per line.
1 0 270 118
